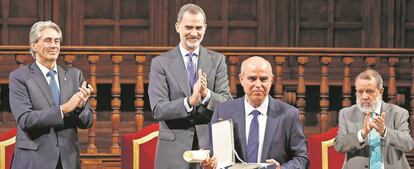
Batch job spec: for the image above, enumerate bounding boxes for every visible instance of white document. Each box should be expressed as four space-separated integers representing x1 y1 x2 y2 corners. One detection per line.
211 119 235 168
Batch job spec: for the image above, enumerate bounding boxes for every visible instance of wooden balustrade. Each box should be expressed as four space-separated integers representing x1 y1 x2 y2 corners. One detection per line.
0 46 414 166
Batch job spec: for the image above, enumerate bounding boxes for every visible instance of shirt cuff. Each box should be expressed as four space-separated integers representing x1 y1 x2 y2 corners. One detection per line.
59 106 64 119
357 130 366 143
201 89 211 105
381 127 387 139
184 97 193 112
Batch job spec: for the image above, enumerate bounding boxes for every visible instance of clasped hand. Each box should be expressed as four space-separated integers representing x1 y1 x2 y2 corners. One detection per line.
188 69 208 107
362 112 386 138
61 81 93 114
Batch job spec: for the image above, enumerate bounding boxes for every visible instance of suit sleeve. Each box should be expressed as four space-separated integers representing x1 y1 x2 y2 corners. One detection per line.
204 54 232 111
383 108 414 152
9 71 64 131
73 71 93 129
281 108 309 169
334 108 365 153
149 58 189 121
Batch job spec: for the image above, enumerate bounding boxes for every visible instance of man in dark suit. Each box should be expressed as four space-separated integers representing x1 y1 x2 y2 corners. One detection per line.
148 3 232 169
9 21 93 169
202 56 309 169
334 69 414 169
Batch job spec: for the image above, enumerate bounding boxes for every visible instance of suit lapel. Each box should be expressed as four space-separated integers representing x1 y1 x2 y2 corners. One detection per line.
169 46 191 96
197 46 213 81
30 63 55 106
232 97 247 160
57 65 70 103
261 97 281 162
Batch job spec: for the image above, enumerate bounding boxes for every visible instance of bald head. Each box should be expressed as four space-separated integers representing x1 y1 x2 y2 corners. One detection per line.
240 56 273 76
239 56 274 107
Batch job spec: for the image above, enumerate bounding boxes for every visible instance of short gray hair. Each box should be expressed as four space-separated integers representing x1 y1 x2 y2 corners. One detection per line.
29 21 62 57
355 69 384 89
177 4 206 24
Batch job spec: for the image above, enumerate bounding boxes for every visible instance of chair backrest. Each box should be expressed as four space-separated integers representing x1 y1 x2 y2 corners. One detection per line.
121 123 159 169
0 128 17 169
308 127 345 169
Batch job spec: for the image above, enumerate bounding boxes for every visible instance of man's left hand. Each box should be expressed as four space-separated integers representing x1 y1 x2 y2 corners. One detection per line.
198 69 208 98
265 159 280 169
371 112 386 136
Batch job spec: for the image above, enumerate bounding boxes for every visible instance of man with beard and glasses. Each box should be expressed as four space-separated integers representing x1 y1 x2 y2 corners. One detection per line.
334 69 414 169
148 3 232 169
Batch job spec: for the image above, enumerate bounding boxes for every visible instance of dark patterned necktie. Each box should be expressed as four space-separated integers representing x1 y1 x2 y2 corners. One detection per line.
247 110 260 163
47 70 60 105
186 52 196 89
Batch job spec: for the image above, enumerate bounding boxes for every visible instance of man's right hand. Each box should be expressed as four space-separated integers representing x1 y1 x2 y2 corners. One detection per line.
361 112 372 139
200 157 217 169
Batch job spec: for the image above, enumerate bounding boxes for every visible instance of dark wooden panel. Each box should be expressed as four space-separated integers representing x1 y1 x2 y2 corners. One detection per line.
195 0 223 20
334 0 362 22
228 28 256 46
300 0 328 22
406 30 414 47
120 0 149 19
9 25 31 45
84 0 114 19
229 0 257 20
334 29 362 47
84 26 114 45
120 27 149 46
203 27 223 46
10 0 38 18
299 29 327 47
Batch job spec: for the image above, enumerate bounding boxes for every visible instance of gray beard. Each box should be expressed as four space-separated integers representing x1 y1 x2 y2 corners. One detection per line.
357 96 382 113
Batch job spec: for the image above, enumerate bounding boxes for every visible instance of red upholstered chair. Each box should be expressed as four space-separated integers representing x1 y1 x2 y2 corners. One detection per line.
121 123 159 169
0 128 17 169
308 127 345 169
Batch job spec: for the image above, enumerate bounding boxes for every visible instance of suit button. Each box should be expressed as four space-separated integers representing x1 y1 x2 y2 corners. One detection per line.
365 165 368 168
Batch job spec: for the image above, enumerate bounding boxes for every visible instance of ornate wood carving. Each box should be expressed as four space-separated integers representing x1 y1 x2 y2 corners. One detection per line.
228 55 239 98
111 55 122 154
342 57 353 108
87 55 99 154
388 57 399 104
274 56 285 100
296 57 308 126
320 57 331 133
135 55 146 131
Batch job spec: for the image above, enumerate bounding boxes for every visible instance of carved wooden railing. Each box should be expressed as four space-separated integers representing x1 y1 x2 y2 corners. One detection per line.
1 46 414 158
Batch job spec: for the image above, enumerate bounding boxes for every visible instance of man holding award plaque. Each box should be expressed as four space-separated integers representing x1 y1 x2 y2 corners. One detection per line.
334 69 414 169
202 56 309 169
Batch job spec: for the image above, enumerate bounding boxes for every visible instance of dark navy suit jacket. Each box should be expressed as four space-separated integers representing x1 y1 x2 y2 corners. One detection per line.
211 96 309 169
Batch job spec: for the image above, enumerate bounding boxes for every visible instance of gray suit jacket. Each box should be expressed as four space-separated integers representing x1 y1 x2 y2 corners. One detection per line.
211 96 309 169
334 101 414 169
9 63 93 169
148 46 232 169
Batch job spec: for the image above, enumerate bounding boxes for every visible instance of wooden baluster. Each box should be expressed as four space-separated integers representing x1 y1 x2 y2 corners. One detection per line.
342 57 353 108
64 55 76 67
410 58 414 138
228 56 239 98
87 55 99 154
274 56 285 100
0 57 2 122
111 55 122 154
388 58 399 104
296 57 308 126
15 55 27 68
135 55 146 131
320 57 331 133
365 57 377 69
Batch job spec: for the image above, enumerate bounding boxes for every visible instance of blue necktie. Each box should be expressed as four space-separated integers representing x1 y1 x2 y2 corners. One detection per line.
247 110 260 163
47 70 60 106
369 112 382 169
186 52 196 89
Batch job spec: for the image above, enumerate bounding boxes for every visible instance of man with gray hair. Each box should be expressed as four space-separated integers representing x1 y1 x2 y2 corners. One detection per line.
334 69 414 169
149 3 232 169
9 20 93 169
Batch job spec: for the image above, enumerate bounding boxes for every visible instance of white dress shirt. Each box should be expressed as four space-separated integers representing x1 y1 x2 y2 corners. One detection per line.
244 96 269 163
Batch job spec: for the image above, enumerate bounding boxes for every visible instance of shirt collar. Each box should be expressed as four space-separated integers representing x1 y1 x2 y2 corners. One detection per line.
179 43 200 58
244 96 269 117
36 61 58 77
